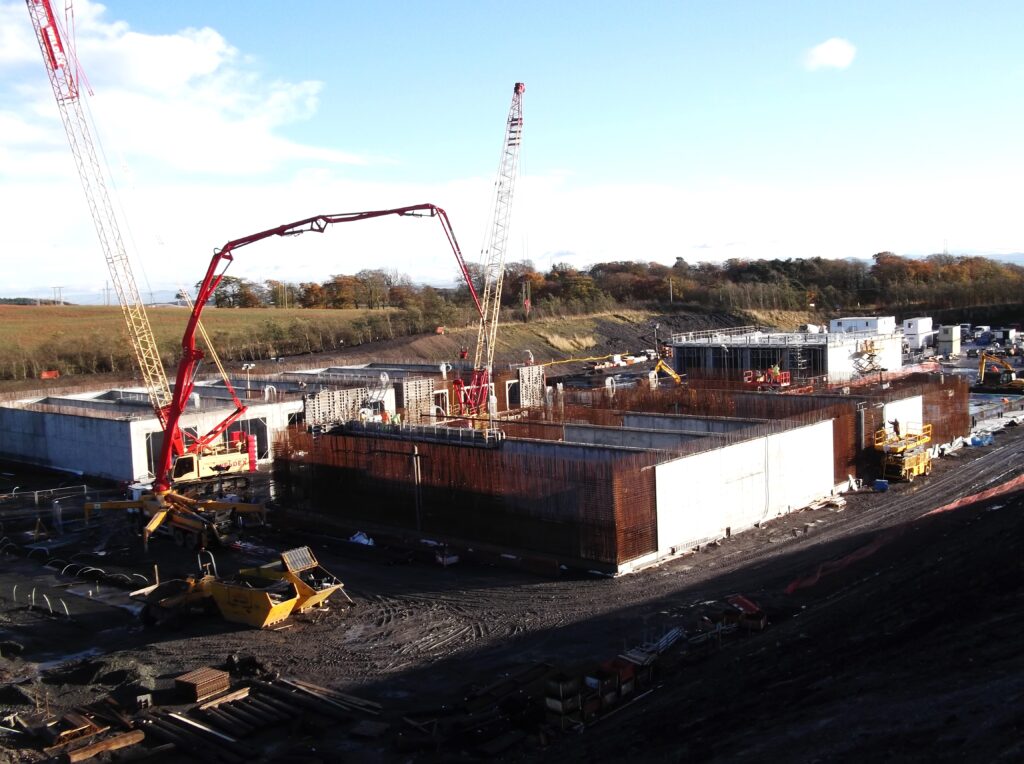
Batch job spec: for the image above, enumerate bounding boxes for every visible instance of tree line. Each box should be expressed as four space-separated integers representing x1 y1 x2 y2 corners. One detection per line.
201 252 1024 317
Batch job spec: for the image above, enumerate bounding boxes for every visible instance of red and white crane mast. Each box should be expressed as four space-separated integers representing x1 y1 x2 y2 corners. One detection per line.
460 82 525 414
26 0 173 423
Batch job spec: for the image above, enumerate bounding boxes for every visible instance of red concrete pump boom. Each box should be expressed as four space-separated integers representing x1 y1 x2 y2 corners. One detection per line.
153 204 480 493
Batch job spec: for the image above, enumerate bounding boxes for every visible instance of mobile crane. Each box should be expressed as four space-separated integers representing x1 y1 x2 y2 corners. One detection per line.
90 204 479 548
454 82 525 416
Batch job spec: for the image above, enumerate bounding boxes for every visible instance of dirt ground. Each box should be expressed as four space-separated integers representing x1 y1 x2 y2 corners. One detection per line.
1 414 1023 761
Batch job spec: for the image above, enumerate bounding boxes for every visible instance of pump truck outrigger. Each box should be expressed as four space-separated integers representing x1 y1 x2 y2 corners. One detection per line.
89 204 480 550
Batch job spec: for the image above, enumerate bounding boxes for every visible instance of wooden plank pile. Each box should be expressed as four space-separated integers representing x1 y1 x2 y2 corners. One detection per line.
9 692 147 762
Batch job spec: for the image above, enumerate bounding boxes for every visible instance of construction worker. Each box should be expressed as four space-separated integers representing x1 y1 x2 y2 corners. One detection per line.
889 418 901 438
771 362 781 382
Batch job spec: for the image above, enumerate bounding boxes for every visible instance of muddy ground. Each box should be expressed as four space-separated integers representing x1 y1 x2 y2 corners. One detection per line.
1 416 1022 761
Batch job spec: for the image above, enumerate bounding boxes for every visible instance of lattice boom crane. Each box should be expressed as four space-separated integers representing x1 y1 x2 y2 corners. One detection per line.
455 82 525 415
26 0 173 426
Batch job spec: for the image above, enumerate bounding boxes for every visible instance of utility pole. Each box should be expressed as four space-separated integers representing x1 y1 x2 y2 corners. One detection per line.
669 277 673 303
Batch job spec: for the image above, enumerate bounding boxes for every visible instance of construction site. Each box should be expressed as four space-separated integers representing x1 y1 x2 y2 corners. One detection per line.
2 2 1023 762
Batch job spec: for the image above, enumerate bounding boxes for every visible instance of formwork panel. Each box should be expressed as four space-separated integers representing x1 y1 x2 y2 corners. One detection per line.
518 365 547 408
304 387 368 427
396 377 435 423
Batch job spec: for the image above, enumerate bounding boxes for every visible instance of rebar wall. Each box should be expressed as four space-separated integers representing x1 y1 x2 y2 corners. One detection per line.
275 429 658 566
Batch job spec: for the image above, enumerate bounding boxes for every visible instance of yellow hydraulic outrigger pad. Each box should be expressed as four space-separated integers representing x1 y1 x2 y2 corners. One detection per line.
87 491 266 549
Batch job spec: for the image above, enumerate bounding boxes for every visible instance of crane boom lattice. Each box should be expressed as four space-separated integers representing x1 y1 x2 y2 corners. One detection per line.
26 0 172 420
458 82 525 414
473 82 525 375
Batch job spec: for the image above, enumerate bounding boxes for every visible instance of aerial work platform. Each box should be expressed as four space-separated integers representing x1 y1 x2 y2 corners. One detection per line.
874 423 932 453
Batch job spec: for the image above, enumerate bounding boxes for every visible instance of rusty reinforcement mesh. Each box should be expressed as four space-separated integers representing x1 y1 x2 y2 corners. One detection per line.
275 428 659 567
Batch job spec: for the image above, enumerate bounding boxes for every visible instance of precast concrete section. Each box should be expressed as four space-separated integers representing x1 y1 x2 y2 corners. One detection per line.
0 386 302 481
653 419 835 557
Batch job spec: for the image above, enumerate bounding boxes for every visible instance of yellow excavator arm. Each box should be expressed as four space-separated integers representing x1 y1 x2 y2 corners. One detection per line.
977 352 1024 388
653 358 684 385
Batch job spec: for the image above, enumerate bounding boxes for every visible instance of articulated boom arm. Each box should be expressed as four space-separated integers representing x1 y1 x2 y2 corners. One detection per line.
154 203 478 493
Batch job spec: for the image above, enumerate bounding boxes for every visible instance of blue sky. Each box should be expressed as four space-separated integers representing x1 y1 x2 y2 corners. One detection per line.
2 1 1023 301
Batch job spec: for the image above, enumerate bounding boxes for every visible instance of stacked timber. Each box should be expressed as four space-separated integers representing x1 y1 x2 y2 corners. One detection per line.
176 667 231 703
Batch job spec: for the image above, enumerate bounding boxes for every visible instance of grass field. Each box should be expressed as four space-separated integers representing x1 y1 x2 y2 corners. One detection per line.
0 304 418 380
0 303 758 385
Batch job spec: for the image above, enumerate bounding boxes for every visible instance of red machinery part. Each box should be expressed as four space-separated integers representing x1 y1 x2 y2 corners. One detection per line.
153 204 481 492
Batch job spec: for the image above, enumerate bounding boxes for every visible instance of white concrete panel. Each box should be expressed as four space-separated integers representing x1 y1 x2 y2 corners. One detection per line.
764 421 835 515
655 420 834 555
0 408 135 480
655 439 767 552
883 395 924 434
876 336 904 372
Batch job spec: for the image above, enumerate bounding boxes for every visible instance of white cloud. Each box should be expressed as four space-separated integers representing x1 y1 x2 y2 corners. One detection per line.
1 0 367 179
804 37 857 71
2 3 1020 304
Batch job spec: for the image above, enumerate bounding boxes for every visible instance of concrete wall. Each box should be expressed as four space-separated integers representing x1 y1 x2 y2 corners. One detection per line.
563 423 706 451
826 335 903 381
654 419 834 555
0 407 136 480
502 438 641 463
0 398 303 482
882 395 924 435
622 412 759 434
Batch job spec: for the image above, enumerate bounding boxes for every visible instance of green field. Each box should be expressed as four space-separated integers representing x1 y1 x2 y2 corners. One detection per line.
0 304 418 380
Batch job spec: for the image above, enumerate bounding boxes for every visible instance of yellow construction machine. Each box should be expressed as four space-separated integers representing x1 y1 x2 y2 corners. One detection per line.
874 423 933 482
235 546 350 614
131 547 346 629
653 358 685 386
974 352 1024 393
87 491 266 551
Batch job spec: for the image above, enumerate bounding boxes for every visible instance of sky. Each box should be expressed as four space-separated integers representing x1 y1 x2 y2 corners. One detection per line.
2 0 1024 303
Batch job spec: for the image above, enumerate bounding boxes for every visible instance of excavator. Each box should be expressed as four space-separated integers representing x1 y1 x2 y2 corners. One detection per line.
974 352 1024 393
653 358 685 386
